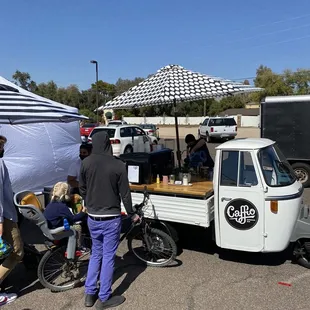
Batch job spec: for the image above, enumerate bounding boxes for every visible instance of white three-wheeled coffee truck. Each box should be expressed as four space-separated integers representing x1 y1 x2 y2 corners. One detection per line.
127 138 310 268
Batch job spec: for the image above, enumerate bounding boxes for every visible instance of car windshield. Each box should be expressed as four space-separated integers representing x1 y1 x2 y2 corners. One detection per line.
90 128 115 139
258 144 296 187
209 118 236 126
140 124 155 129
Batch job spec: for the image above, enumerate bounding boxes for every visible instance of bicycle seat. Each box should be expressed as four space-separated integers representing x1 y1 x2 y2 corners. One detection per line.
14 191 76 241
20 192 44 212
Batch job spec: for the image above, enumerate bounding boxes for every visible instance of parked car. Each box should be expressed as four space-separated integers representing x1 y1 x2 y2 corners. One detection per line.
80 123 98 137
139 124 159 139
107 120 128 127
198 117 237 142
88 125 157 156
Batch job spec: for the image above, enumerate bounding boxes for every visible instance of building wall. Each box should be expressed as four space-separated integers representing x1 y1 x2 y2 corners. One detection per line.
245 104 260 109
123 115 260 127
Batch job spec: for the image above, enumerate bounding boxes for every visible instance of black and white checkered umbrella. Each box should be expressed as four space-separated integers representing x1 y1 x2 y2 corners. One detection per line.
102 65 262 110
102 65 262 168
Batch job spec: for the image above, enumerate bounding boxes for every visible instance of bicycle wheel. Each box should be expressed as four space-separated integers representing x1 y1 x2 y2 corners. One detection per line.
128 228 177 267
37 246 90 292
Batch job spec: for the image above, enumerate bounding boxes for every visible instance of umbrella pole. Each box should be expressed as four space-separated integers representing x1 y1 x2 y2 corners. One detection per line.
174 100 181 169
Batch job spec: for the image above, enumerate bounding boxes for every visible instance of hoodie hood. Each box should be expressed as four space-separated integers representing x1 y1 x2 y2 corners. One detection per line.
91 131 113 156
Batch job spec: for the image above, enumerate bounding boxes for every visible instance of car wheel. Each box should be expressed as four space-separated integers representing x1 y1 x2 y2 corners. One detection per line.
292 162 310 187
124 146 133 154
206 133 212 143
153 140 158 145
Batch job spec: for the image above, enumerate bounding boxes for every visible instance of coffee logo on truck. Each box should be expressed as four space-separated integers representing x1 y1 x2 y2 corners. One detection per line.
224 199 258 230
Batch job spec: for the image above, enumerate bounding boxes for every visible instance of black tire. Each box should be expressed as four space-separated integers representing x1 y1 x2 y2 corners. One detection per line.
292 162 310 187
153 140 158 145
124 145 133 154
127 228 177 267
206 133 212 143
294 240 310 269
37 246 89 292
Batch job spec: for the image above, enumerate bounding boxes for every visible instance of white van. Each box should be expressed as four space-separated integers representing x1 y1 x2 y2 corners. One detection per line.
198 117 237 142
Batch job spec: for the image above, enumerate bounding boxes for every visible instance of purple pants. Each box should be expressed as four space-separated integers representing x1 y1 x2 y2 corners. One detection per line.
85 216 122 302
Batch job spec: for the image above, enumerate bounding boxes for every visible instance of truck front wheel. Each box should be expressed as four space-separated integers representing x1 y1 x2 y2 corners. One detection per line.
292 162 310 187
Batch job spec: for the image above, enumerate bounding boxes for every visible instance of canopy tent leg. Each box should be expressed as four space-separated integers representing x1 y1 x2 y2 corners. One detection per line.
174 100 181 169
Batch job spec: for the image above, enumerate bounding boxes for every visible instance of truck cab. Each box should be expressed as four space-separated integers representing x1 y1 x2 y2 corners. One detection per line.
213 138 303 253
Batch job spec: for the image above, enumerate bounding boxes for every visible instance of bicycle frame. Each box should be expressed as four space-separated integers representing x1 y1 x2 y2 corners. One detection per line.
120 188 157 251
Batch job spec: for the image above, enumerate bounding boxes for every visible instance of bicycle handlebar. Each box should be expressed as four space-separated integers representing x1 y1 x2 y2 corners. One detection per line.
134 186 149 215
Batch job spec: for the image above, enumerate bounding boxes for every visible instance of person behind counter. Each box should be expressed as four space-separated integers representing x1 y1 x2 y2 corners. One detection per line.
67 144 92 195
185 134 214 169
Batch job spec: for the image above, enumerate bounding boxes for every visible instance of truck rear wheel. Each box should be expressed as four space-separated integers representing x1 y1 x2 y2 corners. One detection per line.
292 162 310 187
294 240 310 269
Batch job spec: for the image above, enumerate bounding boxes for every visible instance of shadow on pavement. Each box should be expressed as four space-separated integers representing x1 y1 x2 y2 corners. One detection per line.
112 253 147 296
3 263 43 297
2 219 45 296
174 223 291 267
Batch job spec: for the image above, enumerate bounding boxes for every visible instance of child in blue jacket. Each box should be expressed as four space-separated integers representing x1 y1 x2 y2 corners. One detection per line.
44 182 87 250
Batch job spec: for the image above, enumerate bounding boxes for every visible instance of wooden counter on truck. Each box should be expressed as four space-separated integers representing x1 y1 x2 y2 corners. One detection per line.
123 181 214 228
130 180 213 199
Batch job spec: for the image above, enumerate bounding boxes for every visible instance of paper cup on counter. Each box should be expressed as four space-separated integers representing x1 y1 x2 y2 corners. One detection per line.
162 175 169 185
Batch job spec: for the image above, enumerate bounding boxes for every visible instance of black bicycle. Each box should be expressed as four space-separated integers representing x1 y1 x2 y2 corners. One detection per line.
37 188 177 292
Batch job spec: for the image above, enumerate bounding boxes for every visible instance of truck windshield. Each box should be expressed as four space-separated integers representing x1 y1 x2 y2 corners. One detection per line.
258 145 296 187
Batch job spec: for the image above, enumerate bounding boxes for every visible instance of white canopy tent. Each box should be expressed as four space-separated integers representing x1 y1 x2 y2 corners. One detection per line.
0 76 85 193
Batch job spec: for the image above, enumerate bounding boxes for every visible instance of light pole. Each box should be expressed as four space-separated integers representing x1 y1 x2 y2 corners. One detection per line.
90 60 99 123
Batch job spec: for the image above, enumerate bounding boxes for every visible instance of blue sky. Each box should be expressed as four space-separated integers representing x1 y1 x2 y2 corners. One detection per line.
1 0 309 90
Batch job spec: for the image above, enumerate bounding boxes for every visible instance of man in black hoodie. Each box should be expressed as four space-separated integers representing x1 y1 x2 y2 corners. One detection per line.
80 131 138 309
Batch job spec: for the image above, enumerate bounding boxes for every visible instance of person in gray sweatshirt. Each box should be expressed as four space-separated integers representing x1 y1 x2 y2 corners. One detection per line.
0 135 24 306
80 131 139 309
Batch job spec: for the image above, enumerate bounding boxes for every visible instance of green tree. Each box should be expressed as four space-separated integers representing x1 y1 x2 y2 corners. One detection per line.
91 80 116 102
79 108 96 120
208 101 222 116
114 77 144 96
283 69 310 95
35 81 59 101
252 65 293 102
12 70 37 92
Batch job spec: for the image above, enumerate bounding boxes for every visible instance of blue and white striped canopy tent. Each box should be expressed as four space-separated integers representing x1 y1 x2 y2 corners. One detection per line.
0 76 87 193
0 76 87 124
101 64 262 167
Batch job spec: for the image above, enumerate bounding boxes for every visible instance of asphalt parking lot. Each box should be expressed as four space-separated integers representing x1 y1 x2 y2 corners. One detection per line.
4 127 310 310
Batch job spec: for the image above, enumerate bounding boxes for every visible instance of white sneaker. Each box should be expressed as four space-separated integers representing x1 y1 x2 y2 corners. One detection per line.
0 293 17 306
